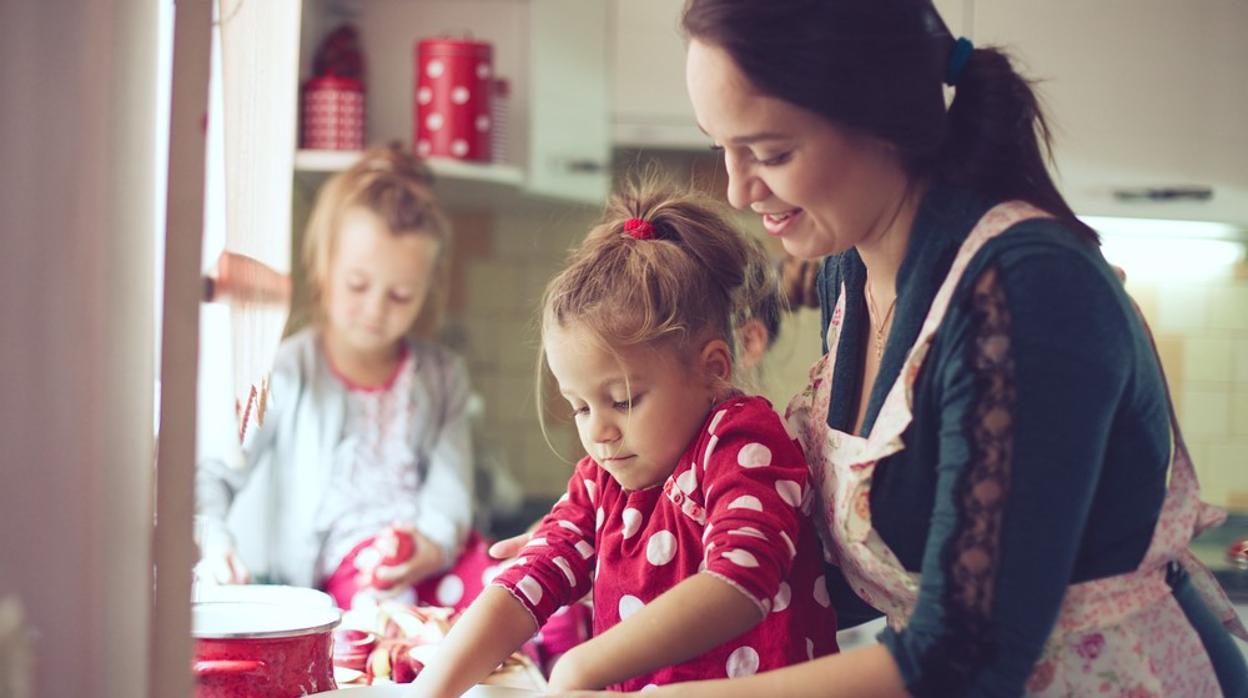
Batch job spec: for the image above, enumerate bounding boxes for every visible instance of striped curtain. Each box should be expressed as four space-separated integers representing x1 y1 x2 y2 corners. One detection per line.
217 0 301 440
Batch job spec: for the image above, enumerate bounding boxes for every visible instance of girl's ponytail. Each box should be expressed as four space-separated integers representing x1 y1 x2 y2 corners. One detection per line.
544 175 772 362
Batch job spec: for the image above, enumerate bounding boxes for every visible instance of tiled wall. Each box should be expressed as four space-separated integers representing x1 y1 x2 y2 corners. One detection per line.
442 202 601 500
1121 253 1248 512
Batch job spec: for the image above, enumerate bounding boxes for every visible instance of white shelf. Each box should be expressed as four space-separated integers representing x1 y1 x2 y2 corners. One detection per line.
294 149 525 187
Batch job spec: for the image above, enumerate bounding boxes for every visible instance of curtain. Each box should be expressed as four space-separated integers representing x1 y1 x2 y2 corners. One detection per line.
217 0 301 440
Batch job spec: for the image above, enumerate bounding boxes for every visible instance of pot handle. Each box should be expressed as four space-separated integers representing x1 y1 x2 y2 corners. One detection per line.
193 659 268 680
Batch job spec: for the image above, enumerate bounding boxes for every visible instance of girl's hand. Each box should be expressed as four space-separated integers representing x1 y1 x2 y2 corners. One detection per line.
203 250 291 306
546 646 597 692
195 546 251 585
366 527 444 591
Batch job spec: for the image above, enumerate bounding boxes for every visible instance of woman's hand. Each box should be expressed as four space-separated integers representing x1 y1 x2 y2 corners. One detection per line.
487 518 543 560
366 527 444 591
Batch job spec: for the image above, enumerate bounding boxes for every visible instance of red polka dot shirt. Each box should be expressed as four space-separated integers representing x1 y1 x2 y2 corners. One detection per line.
493 395 838 690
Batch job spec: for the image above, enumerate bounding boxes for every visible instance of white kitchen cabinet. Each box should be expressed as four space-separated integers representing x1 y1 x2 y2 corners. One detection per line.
526 0 611 201
609 0 698 148
298 0 609 204
608 0 971 150
973 0 1248 225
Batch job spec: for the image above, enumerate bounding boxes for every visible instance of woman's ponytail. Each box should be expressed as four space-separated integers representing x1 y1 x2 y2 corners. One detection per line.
938 44 1098 243
683 0 1099 244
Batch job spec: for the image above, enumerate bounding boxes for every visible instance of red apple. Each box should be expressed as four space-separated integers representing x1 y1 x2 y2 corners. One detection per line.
370 526 416 590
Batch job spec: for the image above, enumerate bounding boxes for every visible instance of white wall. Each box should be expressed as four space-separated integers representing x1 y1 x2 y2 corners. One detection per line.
0 1 160 696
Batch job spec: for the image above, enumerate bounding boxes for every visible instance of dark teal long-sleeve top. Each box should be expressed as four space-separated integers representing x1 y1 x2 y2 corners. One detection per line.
816 182 1248 696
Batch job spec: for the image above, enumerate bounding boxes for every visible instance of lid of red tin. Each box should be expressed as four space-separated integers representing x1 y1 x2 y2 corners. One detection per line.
417 37 493 58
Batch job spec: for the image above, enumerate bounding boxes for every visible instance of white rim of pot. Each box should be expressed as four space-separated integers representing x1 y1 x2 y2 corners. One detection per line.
192 601 341 639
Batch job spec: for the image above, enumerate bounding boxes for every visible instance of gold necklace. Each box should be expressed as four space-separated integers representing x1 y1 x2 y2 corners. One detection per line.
864 281 898 361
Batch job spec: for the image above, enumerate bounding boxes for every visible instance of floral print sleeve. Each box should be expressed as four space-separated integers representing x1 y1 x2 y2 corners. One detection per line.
879 255 1137 696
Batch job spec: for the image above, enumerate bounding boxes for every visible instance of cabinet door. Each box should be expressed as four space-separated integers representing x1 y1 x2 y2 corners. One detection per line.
528 0 611 203
610 0 700 148
932 0 970 38
974 0 1248 224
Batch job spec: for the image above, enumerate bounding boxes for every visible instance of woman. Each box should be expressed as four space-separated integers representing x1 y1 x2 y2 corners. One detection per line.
514 1 1248 695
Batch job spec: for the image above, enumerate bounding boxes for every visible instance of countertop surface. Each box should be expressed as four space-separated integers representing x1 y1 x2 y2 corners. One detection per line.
1192 513 1248 604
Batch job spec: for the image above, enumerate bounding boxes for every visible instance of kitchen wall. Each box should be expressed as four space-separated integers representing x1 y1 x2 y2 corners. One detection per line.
1113 240 1248 512
443 201 601 500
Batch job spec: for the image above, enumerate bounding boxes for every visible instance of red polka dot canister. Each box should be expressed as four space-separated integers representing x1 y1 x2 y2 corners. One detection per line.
300 76 365 151
414 37 493 162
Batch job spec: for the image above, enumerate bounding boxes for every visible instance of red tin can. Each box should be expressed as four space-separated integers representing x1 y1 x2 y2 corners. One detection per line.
414 37 493 162
192 601 340 698
301 75 365 150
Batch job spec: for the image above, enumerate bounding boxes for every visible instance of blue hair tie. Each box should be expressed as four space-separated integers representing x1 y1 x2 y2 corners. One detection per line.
945 36 974 86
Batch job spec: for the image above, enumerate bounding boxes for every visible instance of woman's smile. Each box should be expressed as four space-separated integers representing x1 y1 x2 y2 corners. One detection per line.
760 209 803 237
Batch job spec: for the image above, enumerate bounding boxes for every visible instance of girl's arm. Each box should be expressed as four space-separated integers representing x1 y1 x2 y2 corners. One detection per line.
194 338 298 577
552 400 822 690
548 572 761 691
420 463 601 695
410 586 538 698
553 644 907 698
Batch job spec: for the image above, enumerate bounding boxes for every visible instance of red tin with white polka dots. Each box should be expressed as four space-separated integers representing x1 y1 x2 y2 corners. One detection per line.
414 37 493 162
301 76 365 150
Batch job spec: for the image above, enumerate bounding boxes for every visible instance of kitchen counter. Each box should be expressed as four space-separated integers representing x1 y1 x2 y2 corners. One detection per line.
1191 513 1248 605
1191 513 1248 661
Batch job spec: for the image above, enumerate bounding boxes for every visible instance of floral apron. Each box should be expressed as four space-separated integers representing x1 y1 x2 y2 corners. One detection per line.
786 201 1248 696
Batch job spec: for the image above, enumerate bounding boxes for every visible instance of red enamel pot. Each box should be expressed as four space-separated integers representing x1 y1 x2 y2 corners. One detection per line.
192 601 341 698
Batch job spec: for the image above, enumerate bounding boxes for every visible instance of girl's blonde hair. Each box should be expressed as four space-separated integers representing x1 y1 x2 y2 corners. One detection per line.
540 176 775 390
302 143 452 337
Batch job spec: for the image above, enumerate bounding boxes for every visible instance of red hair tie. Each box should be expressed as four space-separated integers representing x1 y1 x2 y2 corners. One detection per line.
623 218 655 240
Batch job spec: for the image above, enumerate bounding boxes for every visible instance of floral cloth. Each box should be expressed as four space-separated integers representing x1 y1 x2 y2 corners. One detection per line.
787 201 1247 697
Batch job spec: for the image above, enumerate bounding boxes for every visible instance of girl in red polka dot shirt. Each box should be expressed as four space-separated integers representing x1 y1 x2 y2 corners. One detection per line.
414 181 838 695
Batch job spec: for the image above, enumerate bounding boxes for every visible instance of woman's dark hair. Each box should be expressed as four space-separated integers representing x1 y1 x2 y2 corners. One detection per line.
682 0 1098 243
